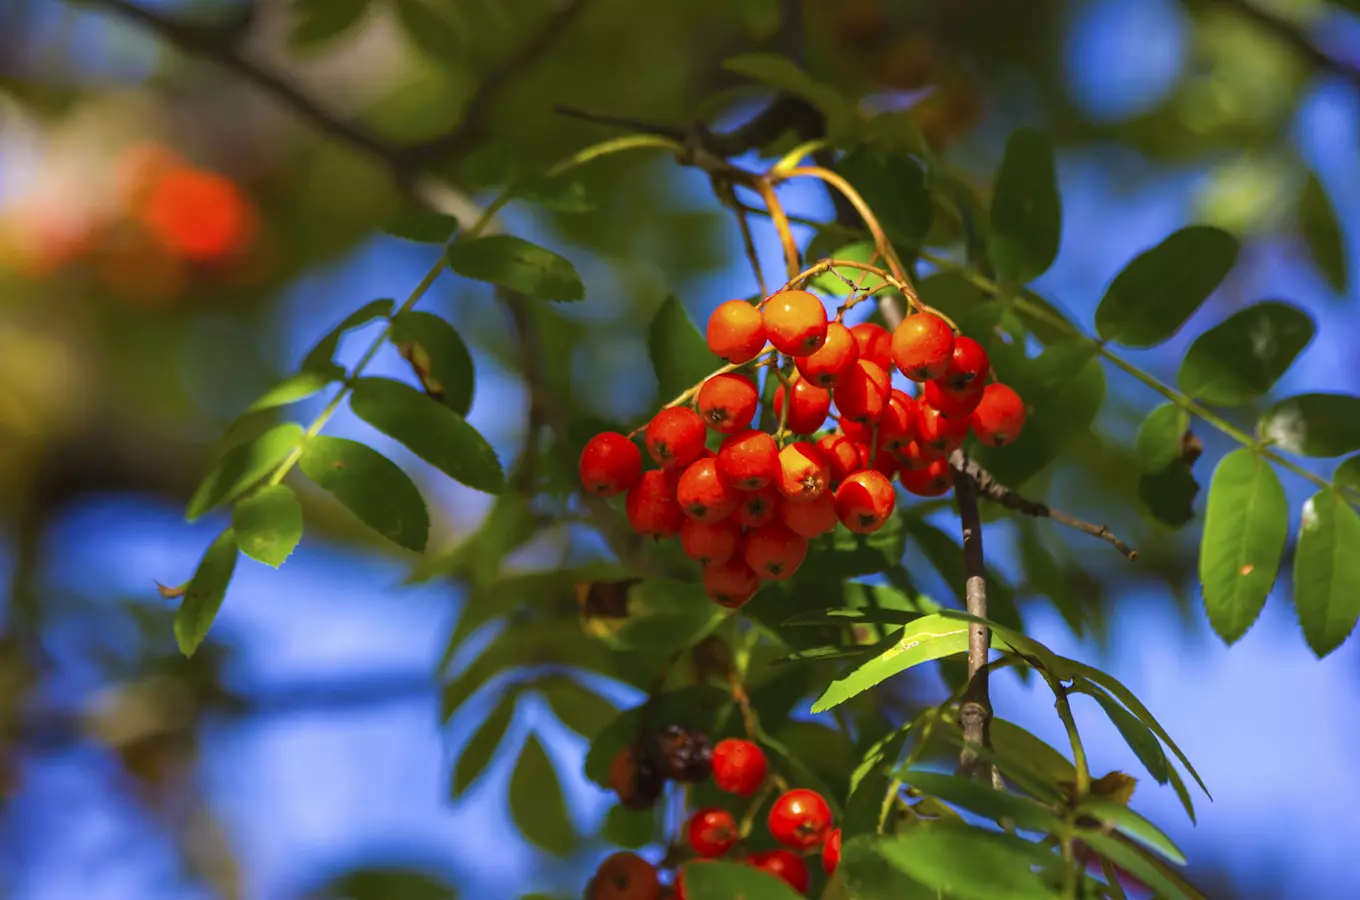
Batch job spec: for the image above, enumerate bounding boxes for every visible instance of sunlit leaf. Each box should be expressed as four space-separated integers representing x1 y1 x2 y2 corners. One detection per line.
1299 172 1348 294
989 127 1061 284
174 529 238 657
242 371 336 415
811 242 889 293
446 235 584 301
647 296 724 400
1076 684 1169 784
1136 404 1190 473
1177 301 1315 406
898 769 1062 832
300 299 395 375
1080 833 1198 900
869 821 1061 900
1079 798 1186 865
509 736 575 856
1258 393 1360 457
389 310 476 417
186 423 304 522
231 484 303 568
1293 489 1360 658
298 435 429 552
835 834 939 900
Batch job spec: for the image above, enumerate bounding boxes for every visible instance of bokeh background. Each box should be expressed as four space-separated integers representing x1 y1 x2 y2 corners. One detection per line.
1 0 1358 897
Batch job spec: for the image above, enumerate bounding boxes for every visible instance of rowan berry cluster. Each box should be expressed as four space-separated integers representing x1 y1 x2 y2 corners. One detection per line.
578 287 1027 608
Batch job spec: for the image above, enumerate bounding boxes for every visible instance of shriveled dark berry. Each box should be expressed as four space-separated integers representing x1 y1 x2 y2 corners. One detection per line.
609 745 666 810
653 724 712 782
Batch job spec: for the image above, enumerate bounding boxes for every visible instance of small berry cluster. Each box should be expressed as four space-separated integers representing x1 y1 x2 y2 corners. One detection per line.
578 288 1027 609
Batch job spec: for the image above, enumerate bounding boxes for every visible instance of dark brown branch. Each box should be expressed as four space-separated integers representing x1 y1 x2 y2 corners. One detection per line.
1211 0 1360 92
953 469 992 776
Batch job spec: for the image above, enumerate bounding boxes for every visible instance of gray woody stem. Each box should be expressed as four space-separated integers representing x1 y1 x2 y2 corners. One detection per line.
953 468 993 774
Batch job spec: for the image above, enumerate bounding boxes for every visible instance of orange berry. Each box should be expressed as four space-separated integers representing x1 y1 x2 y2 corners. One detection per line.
923 378 984 419
942 335 991 392
579 432 643 497
707 299 767 363
896 439 943 472
776 442 830 503
703 558 762 608
917 402 970 456
971 383 1027 447
849 322 892 370
773 375 832 435
901 458 954 496
626 470 685 538
878 390 918 453
779 491 838 537
734 484 780 528
835 470 896 534
717 429 780 491
794 321 858 387
891 312 955 382
833 360 891 423
680 517 742 566
645 407 707 469
676 457 740 523
763 289 828 356
816 433 863 486
743 521 809 581
697 373 759 434
139 166 255 262
587 851 663 900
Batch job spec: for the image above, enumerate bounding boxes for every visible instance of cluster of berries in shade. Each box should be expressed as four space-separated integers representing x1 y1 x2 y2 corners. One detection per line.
592 735 841 899
578 288 1027 607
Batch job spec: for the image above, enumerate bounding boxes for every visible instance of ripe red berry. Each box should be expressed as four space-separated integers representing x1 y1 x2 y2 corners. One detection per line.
835 470 896 534
917 402 971 456
896 439 942 471
707 299 767 364
626 469 685 538
743 521 809 581
748 849 810 893
901 457 954 496
676 457 739 523
767 788 833 850
702 558 761 608
686 807 738 858
877 390 918 453
680 517 742 566
892 312 955 382
823 829 842 876
942 335 990 392
839 417 873 445
579 432 643 497
776 442 830 503
849 322 892 370
773 375 832 435
816 433 863 486
645 407 706 469
794 321 858 387
734 484 779 528
587 851 663 900
779 490 838 538
971 383 1027 447
697 373 759 434
717 429 780 491
833 360 891 423
923 378 984 420
711 738 768 795
867 446 898 481
763 289 828 356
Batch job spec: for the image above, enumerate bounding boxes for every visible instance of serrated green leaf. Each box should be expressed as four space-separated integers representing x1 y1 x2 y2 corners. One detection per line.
446 235 584 301
540 681 617 739
1259 393 1360 457
186 423 304 521
1299 173 1348 294
869 822 1061 900
349 377 503 494
646 295 724 401
898 769 1062 832
243 371 336 414
174 529 238 657
1177 301 1315 406
837 144 933 245
231 485 303 568
1076 684 1169 784
300 299 394 375
722 53 854 140
989 127 1061 284
1094 227 1239 348
1136 404 1190 473
680 860 806 899
288 0 371 51
389 310 476 417
599 804 655 850
393 0 463 60
298 435 429 552
508 736 575 856
451 692 516 796
1199 448 1288 643
1079 798 1186 865
1080 832 1197 900
1294 490 1360 657
1138 464 1200 530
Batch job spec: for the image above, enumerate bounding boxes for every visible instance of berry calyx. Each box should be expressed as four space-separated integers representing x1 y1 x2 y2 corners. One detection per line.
922 377 984 420
778 490 838 538
748 850 810 893
833 359 891 424
686 807 738 858
901 457 954 496
942 335 990 392
767 788 834 850
645 407 706 469
743 521 809 581
734 484 780 528
795 321 858 387
776 442 830 503
717 429 780 491
706 299 767 364
680 517 742 567
763 289 829 356
823 829 842 876
711 738 768 795
587 851 663 900
676 457 740 523
579 432 643 497
773 375 832 435
626 470 685 539
971 383 1027 447
892 312 955 382
703 558 762 608
849 321 892 371
835 470 897 534
697 373 759 434
916 402 971 456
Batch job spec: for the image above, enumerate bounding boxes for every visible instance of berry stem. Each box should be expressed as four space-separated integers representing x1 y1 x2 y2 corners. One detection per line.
754 177 802 279
626 352 779 438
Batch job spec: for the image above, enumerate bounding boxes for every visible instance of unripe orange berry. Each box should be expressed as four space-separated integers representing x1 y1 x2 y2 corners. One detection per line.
676 457 740 523
923 378 984 420
892 312 955 382
917 402 970 456
773 376 832 435
835 470 896 533
698 373 759 434
703 558 762 608
942 335 990 392
816 433 863 486
849 322 892 370
970 383 1027 447
717 429 780 491
794 321 858 387
878 390 918 453
680 517 742 566
645 407 707 469
743 521 809 580
626 469 685 538
707 299 767 363
779 491 838 537
833 360 891 423
763 289 828 356
901 457 954 496
579 432 643 497
776 442 830 503
734 484 780 528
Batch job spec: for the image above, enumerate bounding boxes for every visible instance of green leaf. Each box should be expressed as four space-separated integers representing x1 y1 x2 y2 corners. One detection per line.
1177 301 1315 406
803 517 909 579
1299 172 1348 294
1136 404 1190 473
540 681 617 739
288 0 371 51
835 834 940 900
1294 489 1360 657
349 377 503 494
599 804 655 850
446 235 584 301
904 520 1023 633
647 296 724 400
1078 798 1186 865
511 175 593 213
451 692 516 796
870 822 1061 900
781 607 923 628
298 435 429 552
1079 832 1197 900
174 529 239 657
898 769 1062 832
679 860 806 900
186 423 304 522
811 242 889 293
722 53 854 140
1138 464 1201 530
1094 227 1239 348
837 144 933 245
407 493 535 586
1199 448 1288 643
243 371 336 415
316 866 457 900
1076 684 1169 784
736 0 781 39
508 736 575 856
231 485 303 568
1015 523 1085 635
389 310 476 417
1259 393 1360 457
989 127 1061 284
393 0 463 60
381 207 460 244
300 299 394 375
1335 454 1360 492
607 580 727 654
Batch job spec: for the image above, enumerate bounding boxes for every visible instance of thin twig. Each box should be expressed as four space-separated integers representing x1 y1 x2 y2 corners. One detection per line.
953 470 992 776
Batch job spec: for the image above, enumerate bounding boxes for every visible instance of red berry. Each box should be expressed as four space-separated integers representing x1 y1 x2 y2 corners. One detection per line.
579 432 643 497
971 383 1027 447
773 376 832 435
717 429 780 491
892 312 955 382
868 446 898 481
711 738 768 795
776 442 830 503
816 433 863 486
734 485 780 528
748 849 810 893
697 373 759 434
917 402 970 456
763 289 828 356
702 558 761 608
645 407 706 469
833 360 891 424
849 321 892 370
795 321 858 387
942 335 990 392
779 491 838 538
587 851 663 900
823 829 842 876
901 457 954 496
626 469 685 538
707 299 767 364
680 517 742 566
686 807 738 858
743 521 809 581
878 390 918 453
676 457 739 523
923 378 984 420
767 788 833 850
835 470 896 534
839 417 873 445
896 439 942 471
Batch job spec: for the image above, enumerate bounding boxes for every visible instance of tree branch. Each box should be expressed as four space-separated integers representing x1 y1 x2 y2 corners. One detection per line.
953 469 992 776
1211 0 1360 92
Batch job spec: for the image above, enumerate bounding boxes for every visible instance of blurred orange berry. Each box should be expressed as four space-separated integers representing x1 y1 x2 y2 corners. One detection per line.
137 166 257 262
